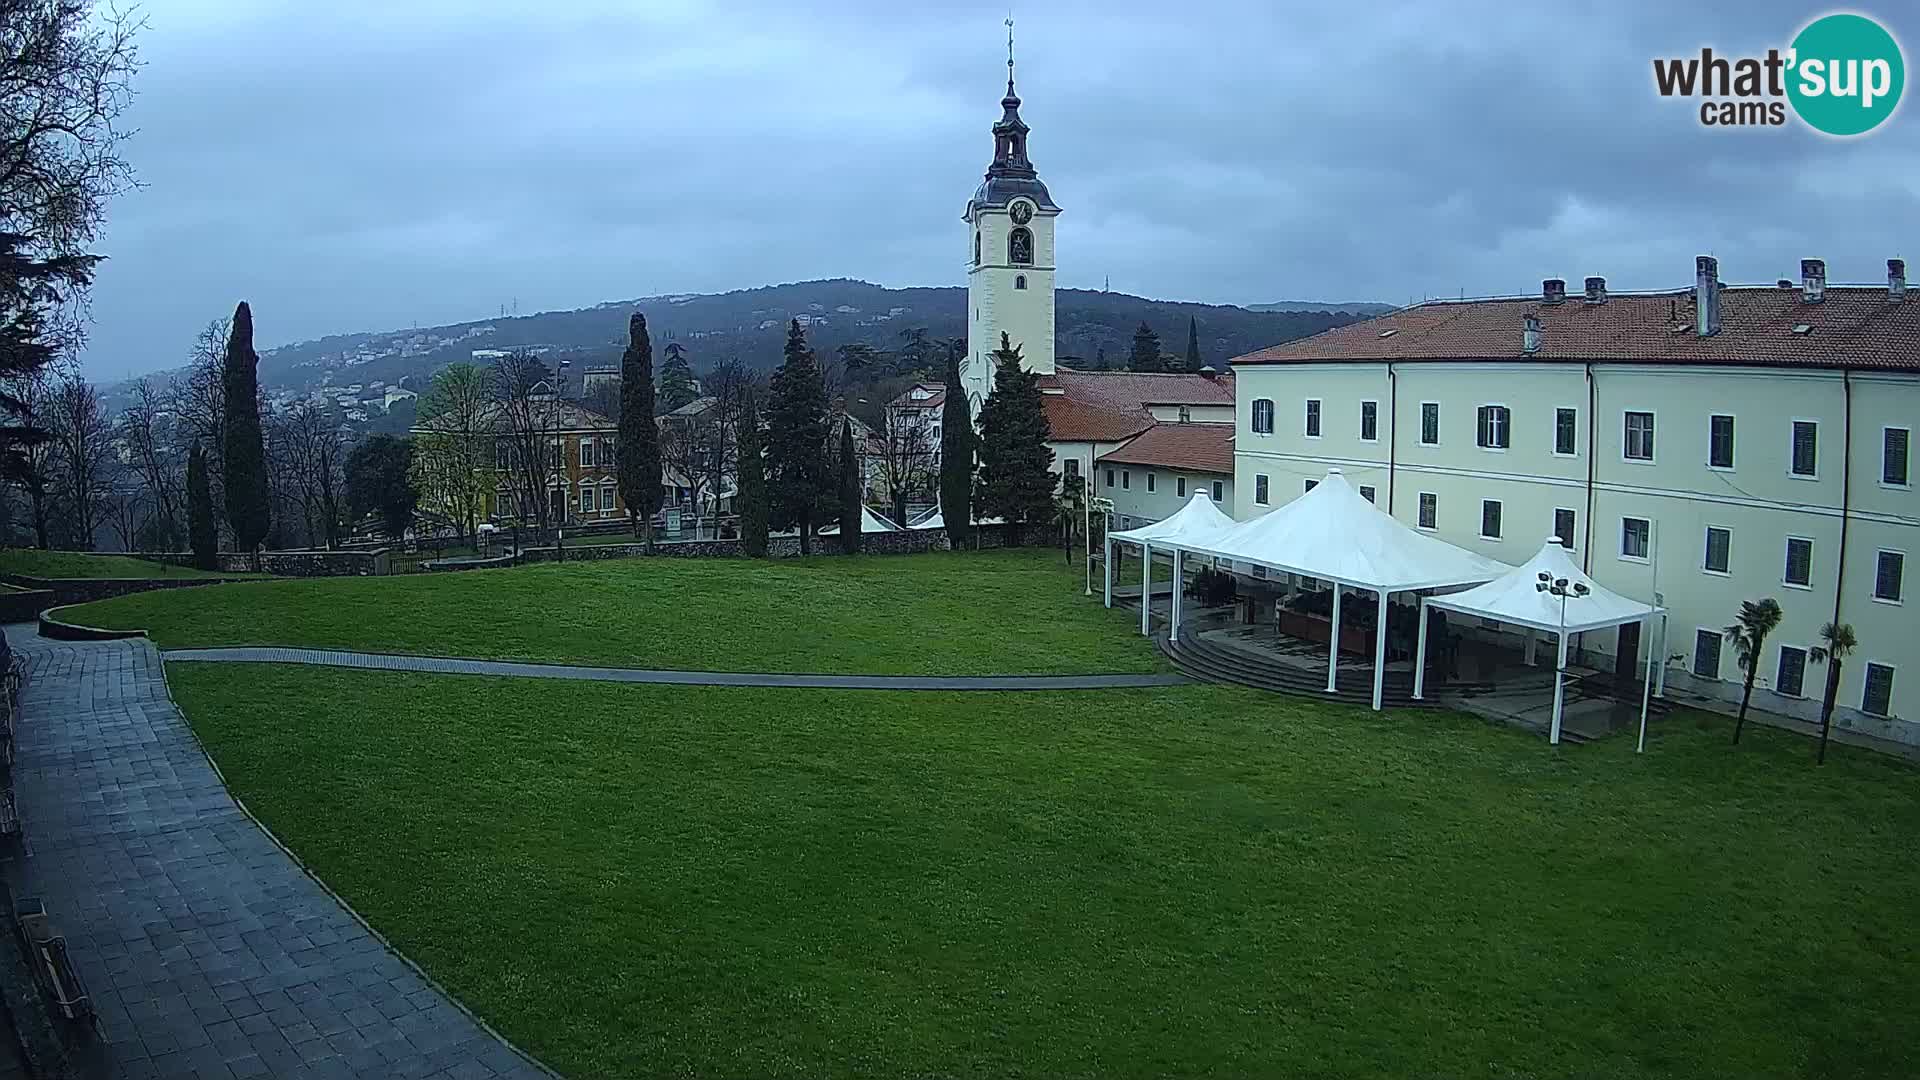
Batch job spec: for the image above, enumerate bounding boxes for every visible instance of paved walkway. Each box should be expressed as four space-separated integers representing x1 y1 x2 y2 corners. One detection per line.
162 647 1189 690
6 628 552 1080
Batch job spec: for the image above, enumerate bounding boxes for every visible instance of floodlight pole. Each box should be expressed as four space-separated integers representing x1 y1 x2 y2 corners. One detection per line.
1083 454 1094 596
1371 587 1389 712
1102 533 1113 608
1171 548 1184 643
1140 541 1151 636
1413 598 1431 699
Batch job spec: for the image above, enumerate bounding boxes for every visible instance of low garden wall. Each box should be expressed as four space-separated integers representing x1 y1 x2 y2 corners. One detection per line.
517 524 1018 563
0 574 252 609
150 549 391 577
0 585 53 624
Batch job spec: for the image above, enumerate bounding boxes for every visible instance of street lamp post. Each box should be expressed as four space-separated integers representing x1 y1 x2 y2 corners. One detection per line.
1535 571 1590 746
551 358 571 561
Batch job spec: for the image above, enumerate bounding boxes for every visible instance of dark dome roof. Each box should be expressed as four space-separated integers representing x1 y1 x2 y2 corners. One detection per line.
966 176 1058 220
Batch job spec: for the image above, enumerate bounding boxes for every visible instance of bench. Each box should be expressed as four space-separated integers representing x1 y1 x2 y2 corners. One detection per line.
13 898 93 1028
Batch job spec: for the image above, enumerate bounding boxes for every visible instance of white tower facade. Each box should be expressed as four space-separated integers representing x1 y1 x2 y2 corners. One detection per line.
962 46 1059 417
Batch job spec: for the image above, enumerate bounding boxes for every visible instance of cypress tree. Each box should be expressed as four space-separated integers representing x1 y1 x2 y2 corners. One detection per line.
838 418 861 555
975 333 1056 546
938 343 975 548
617 313 663 550
658 340 698 413
1127 322 1162 373
736 392 769 557
221 302 270 563
766 320 831 555
186 442 217 571
1184 316 1203 372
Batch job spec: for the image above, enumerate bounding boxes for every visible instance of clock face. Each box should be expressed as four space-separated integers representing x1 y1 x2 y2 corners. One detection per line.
1010 201 1033 225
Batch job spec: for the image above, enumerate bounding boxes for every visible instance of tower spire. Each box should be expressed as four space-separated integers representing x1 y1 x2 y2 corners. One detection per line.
1006 15 1015 97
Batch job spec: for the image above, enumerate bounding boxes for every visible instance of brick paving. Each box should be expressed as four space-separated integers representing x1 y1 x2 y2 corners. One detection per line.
6 629 554 1080
161 646 1190 690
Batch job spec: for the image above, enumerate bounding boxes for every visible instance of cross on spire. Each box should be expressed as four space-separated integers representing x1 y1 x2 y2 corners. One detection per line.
1006 15 1015 94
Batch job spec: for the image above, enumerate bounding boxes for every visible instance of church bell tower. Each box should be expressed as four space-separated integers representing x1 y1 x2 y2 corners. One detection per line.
962 22 1059 417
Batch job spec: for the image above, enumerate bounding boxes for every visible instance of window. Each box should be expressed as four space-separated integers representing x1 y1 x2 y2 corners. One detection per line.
548 439 563 467
1553 508 1576 549
1211 480 1224 502
1360 401 1378 442
1146 472 1156 493
1175 477 1186 497
973 230 981 266
1784 537 1814 587
1254 474 1270 505
1009 226 1032 265
1177 406 1190 423
1791 420 1818 477
1704 526 1731 574
579 439 594 468
1420 402 1440 445
600 442 615 468
600 484 616 512
1064 459 1079 478
1304 399 1322 438
1624 411 1655 461
1121 470 1130 490
1476 405 1510 449
1480 499 1502 540
1885 427 1911 486
1359 485 1376 503
1104 468 1114 489
1693 630 1723 680
1014 274 1027 290
1304 479 1319 494
1417 492 1438 530
1709 414 1735 469
1874 550 1904 602
580 486 596 513
1862 663 1895 717
1250 398 1274 434
1776 646 1808 697
1621 516 1650 560
1554 408 1578 456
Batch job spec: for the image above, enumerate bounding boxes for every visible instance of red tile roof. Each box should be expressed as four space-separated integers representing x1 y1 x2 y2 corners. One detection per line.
1232 286 1920 372
1041 369 1236 408
1042 396 1155 442
1096 423 1235 474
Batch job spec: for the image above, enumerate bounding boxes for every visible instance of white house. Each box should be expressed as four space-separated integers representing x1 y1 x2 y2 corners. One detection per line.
1094 423 1235 532
1229 257 1917 741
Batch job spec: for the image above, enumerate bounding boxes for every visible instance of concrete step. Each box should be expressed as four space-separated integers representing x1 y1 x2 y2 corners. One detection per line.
1158 635 1443 709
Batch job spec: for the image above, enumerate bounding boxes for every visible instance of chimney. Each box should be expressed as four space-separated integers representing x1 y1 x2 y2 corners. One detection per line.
1522 313 1542 355
1890 258 1908 302
1801 258 1826 303
1197 365 1218 380
1542 278 1566 304
1583 276 1607 304
1777 279 1795 289
1695 255 1720 337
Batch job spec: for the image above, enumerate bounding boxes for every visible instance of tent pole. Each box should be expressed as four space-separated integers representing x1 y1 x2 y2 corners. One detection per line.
1171 548 1184 644
1102 536 1113 608
1371 588 1389 712
1413 599 1430 699
1637 615 1654 754
1550 631 1569 746
1140 542 1151 636
1654 612 1669 697
1325 583 1342 693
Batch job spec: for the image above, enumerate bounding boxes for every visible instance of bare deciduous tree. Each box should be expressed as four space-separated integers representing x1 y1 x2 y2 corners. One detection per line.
45 372 111 548
116 374 182 547
410 362 493 546
276 402 344 548
493 351 560 542
873 405 937 527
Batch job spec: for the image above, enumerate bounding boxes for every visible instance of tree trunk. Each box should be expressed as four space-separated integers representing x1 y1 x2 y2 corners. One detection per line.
1817 660 1841 765
1734 669 1757 744
798 513 811 556
644 513 655 555
29 488 48 550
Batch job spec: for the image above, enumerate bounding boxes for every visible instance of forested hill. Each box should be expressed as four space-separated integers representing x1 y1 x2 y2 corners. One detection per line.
244 279 1374 396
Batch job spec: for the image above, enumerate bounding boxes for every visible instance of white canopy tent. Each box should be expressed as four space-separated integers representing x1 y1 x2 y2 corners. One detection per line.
906 507 1004 531
1104 491 1238 640
1414 537 1666 746
1151 469 1509 711
819 505 903 534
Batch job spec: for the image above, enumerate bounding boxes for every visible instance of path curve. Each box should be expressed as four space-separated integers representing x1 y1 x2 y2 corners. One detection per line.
161 646 1188 690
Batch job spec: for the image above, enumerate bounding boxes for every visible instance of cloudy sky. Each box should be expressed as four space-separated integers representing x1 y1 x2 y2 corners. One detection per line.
79 0 1919 380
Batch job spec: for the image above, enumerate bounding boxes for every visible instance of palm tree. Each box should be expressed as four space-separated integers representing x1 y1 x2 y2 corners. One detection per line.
1725 598 1785 744
1808 621 1858 765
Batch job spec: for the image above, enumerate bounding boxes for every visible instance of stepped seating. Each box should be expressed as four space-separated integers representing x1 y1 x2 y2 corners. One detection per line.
1158 631 1454 709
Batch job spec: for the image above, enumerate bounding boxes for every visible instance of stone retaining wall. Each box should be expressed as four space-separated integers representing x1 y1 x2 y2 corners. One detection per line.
0 574 251 609
517 524 1020 563
149 549 391 576
0 586 53 624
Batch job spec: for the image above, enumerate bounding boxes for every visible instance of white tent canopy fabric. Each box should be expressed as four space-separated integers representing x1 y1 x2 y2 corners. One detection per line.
907 507 1005 531
1197 470 1508 591
1421 538 1661 633
1109 491 1237 547
820 505 902 534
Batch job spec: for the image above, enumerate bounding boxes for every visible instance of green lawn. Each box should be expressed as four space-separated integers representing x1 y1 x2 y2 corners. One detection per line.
168 663 1920 1079
0 548 247 580
65 550 1153 675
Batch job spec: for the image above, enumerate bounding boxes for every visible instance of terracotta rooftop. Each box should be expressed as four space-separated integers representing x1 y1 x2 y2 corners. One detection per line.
1096 422 1235 474
1041 369 1236 408
1042 396 1155 443
1232 285 1920 372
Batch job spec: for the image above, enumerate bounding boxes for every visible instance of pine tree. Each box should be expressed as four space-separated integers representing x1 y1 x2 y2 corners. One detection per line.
659 340 698 413
186 442 217 570
617 313 663 550
220 302 270 564
736 392 769 557
1128 322 1162 372
838 419 862 554
1184 316 1203 372
766 320 831 555
938 343 975 548
976 333 1056 545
